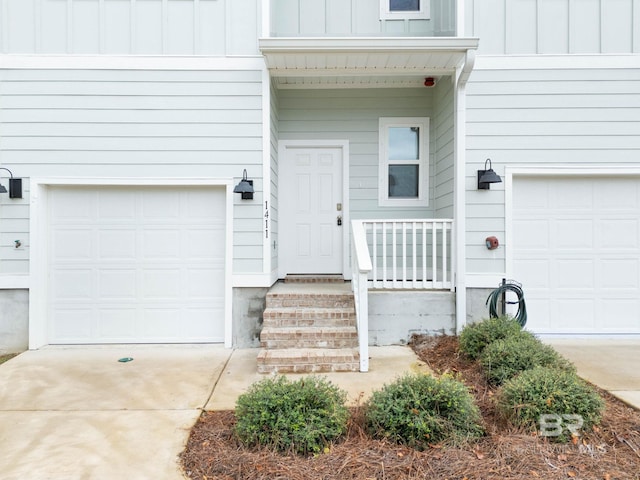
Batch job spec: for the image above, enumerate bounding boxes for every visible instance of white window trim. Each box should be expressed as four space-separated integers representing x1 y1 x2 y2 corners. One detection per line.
380 0 430 20
378 117 429 207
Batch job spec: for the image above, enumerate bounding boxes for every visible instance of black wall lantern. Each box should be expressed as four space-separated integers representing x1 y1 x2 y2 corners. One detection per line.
0 167 23 199
477 158 502 190
233 169 254 200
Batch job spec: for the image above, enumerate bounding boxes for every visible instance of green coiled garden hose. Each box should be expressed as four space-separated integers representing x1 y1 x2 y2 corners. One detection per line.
486 279 527 327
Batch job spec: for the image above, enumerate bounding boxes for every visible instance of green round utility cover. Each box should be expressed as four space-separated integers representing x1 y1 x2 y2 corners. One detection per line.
118 357 134 363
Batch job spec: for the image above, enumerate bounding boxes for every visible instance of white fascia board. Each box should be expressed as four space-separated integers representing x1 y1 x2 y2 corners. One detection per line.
270 67 458 78
475 54 640 71
0 55 265 70
259 37 480 53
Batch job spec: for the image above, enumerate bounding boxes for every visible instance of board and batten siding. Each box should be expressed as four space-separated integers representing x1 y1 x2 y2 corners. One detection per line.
0 0 260 55
0 68 265 275
465 66 640 275
270 0 456 37
466 0 640 55
277 88 440 220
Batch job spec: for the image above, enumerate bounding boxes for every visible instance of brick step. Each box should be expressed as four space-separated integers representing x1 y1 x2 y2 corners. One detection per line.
266 293 355 309
262 307 355 328
260 326 358 349
256 348 360 374
284 274 345 283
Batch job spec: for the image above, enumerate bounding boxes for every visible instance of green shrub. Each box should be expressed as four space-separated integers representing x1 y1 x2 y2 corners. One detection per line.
234 375 349 455
364 373 484 449
479 333 575 385
495 366 605 442
459 316 525 360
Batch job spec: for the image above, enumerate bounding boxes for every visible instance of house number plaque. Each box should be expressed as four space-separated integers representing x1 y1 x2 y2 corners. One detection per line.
265 201 269 238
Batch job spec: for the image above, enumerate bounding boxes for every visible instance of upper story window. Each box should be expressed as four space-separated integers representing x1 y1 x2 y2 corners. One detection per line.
379 117 429 207
380 0 430 20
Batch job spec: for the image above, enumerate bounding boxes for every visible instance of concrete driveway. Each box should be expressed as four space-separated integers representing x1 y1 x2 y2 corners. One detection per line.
0 344 429 479
544 338 640 410
0 345 232 480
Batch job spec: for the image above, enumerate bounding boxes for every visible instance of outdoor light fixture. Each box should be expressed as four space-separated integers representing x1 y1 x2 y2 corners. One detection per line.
233 169 254 200
0 167 22 198
477 158 502 190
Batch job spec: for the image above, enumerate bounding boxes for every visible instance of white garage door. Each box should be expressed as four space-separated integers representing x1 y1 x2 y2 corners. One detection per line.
512 176 640 335
48 186 226 344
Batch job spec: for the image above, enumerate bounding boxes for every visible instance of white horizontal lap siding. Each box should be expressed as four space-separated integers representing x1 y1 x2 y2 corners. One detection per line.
465 66 640 279
0 0 259 55
278 88 436 220
0 181 30 275
0 68 265 275
433 77 455 218
466 0 640 54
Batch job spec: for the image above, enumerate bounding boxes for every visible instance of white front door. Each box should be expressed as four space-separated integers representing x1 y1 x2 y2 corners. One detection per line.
279 145 344 276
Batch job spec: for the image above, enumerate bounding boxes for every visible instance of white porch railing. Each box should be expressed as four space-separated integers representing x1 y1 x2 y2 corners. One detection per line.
350 219 455 372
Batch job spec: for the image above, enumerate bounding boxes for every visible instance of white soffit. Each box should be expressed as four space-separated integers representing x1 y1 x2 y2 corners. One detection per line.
259 37 479 89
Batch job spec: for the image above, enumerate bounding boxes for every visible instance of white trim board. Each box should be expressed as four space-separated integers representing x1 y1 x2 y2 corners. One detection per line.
465 273 506 289
261 67 272 277
232 273 276 288
0 275 29 289
28 177 234 349
0 55 265 70
475 54 640 70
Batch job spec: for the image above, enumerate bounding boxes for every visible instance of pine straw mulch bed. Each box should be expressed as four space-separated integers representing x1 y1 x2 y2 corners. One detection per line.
0 353 17 366
180 335 640 480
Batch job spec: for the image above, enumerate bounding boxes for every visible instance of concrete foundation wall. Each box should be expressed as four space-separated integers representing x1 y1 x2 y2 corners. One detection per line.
0 290 29 354
466 288 494 326
368 291 456 346
232 287 268 348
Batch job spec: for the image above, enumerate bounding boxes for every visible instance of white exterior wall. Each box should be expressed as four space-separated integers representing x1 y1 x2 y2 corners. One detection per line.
433 77 455 218
270 0 455 37
465 60 640 282
0 0 260 55
466 0 640 54
0 67 266 276
277 88 438 220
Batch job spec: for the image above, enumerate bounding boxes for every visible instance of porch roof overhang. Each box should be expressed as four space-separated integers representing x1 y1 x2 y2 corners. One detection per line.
259 37 479 89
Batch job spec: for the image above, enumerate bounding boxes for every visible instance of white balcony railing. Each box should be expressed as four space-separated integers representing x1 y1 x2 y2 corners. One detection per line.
351 219 455 372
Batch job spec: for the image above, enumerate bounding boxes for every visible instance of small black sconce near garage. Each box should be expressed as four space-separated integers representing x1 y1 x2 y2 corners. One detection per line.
0 168 23 199
477 158 502 190
233 169 254 200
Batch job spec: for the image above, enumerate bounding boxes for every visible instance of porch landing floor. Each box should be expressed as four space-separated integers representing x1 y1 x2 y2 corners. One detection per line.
268 280 353 295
